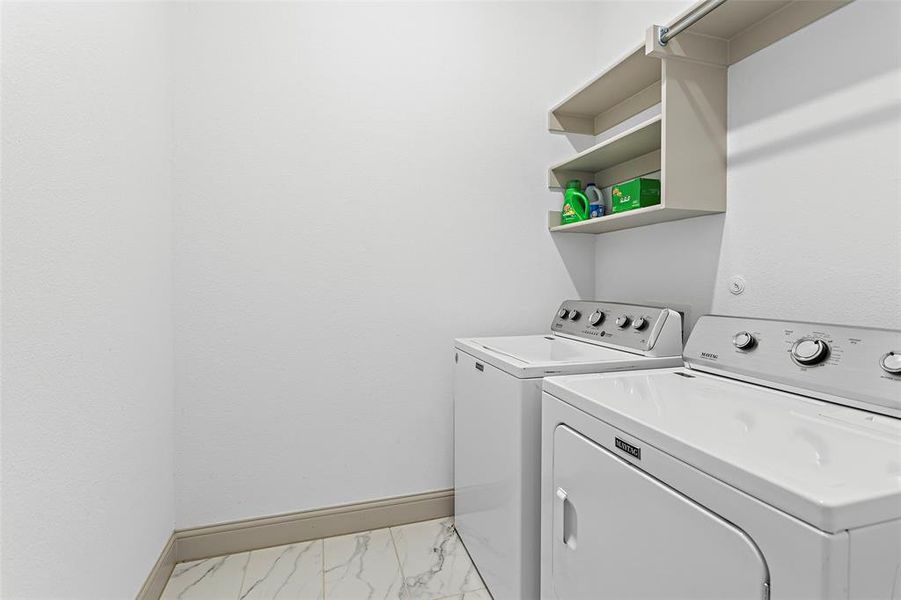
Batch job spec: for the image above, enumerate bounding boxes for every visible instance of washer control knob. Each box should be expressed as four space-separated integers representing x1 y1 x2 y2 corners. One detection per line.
632 317 648 331
569 310 581 321
791 338 830 366
880 352 901 374
588 311 605 327
615 316 631 329
558 308 569 319
732 331 756 350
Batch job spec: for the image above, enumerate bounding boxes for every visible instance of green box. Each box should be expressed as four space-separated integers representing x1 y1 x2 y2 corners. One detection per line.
610 177 661 213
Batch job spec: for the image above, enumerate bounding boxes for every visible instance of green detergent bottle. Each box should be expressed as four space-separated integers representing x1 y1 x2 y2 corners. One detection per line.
561 180 589 225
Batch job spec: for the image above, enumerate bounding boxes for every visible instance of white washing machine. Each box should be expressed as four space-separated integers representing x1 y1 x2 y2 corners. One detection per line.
541 315 901 600
454 300 684 600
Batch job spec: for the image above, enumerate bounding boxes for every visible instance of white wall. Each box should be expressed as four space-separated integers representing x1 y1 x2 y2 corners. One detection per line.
712 0 901 325
171 2 599 527
594 0 901 331
3 4 894 589
1 3 174 597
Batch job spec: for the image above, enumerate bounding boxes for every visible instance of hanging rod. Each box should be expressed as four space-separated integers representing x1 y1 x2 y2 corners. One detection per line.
658 0 729 45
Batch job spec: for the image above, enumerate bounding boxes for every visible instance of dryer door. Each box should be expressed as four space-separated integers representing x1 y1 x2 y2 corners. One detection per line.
552 425 769 600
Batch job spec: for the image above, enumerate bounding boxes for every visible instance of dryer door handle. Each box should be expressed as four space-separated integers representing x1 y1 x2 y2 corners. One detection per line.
556 487 577 550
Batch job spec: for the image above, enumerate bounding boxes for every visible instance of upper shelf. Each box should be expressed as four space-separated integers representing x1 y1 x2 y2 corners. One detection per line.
673 0 851 65
548 46 660 136
548 0 852 136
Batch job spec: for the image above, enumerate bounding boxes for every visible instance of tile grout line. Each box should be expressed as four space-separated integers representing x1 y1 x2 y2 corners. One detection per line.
387 525 407 588
321 537 326 599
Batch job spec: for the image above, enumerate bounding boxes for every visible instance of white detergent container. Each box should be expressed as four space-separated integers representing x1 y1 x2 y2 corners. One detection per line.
453 300 684 600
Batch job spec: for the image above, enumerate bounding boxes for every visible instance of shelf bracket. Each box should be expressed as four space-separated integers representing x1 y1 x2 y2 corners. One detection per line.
646 24 727 68
658 0 729 45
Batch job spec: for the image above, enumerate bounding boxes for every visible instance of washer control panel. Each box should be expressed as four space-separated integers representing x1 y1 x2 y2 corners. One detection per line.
551 300 683 357
685 315 901 417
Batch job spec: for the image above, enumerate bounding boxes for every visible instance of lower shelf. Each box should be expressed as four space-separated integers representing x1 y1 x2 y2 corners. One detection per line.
548 205 721 234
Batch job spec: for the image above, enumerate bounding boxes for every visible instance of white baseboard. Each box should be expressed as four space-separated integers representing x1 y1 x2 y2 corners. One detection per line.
136 533 176 600
138 488 453 598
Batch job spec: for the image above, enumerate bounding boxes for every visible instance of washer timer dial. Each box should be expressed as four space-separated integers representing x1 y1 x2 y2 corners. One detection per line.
791 338 830 366
732 331 756 351
588 311 605 327
880 352 901 375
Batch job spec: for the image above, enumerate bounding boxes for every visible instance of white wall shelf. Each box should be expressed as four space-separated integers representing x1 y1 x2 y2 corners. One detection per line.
548 46 660 136
546 0 851 235
665 0 852 66
549 115 661 189
548 206 722 235
547 55 727 234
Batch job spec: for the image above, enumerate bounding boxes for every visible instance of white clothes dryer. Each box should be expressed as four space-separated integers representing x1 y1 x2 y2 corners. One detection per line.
541 315 901 600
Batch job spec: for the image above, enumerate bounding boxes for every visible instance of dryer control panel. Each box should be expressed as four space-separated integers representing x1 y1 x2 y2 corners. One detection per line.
685 316 901 418
551 301 683 358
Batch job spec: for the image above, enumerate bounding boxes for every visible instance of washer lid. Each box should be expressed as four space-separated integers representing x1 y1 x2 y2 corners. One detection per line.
454 335 680 379
543 368 901 533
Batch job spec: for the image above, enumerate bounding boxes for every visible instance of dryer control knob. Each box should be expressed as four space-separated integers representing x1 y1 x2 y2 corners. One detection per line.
791 338 829 366
588 311 605 327
732 331 756 350
632 317 648 331
880 352 901 374
558 308 569 319
615 316 631 329
569 310 581 321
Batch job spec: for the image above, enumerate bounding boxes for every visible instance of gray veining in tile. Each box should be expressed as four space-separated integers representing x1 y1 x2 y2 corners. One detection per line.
437 589 492 600
239 540 323 599
392 518 483 600
161 517 489 600
324 528 403 599
161 552 249 599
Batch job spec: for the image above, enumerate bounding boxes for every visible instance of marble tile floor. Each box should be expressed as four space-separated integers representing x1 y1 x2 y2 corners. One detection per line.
161 517 493 600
